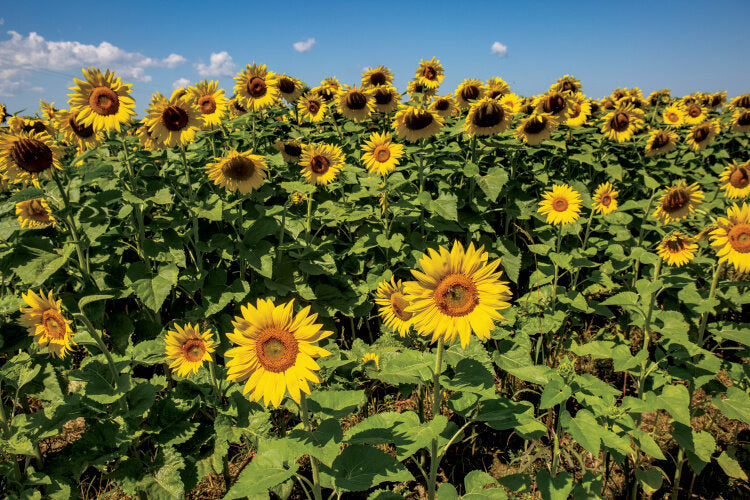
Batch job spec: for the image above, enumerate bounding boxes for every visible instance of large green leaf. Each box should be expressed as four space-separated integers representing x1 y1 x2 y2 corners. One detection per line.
319 444 414 492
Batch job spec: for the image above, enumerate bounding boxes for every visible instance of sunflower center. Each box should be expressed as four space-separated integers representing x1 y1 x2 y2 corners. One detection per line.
411 83 427 94
22 121 47 134
666 237 687 253
404 110 434 130
373 88 393 105
688 106 701 118
310 155 330 174
729 166 750 188
162 105 189 131
198 96 217 114
612 112 630 131
600 194 612 207
89 87 120 116
256 327 299 373
247 77 267 98
651 132 670 149
667 112 679 123
182 338 206 362
423 66 437 80
10 138 53 173
222 156 256 180
487 89 504 99
42 309 66 340
369 72 387 86
390 292 412 321
560 81 576 92
345 91 368 110
543 94 565 114
569 103 582 119
552 196 569 212
318 87 335 101
662 188 689 213
737 95 750 109
728 224 750 253
434 98 450 111
693 126 709 143
283 143 302 157
374 145 390 162
68 114 94 138
307 100 321 114
434 274 478 317
738 112 750 126
472 103 504 128
460 85 480 102
523 117 546 134
28 199 47 218
278 77 296 94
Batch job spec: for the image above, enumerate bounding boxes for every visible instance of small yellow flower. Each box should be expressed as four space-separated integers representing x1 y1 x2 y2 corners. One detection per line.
362 352 380 370
657 232 697 267
538 184 582 225
164 323 216 377
592 182 618 215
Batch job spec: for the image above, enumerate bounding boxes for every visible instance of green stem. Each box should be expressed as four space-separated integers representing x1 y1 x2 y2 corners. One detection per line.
180 146 202 271
427 338 445 500
551 399 568 473
631 189 657 288
300 394 323 500
236 195 246 281
468 135 478 204
306 192 314 245
671 448 685 500
638 258 662 401
74 312 120 386
208 360 221 405
696 261 724 349
570 210 595 290
50 169 91 283
550 226 564 311
120 136 149 267
276 202 289 263
0 382 23 483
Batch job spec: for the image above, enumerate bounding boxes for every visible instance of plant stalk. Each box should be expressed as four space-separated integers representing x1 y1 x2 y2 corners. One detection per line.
300 394 323 500
427 338 445 500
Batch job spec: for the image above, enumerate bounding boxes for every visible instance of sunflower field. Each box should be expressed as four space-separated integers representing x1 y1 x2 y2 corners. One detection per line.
1 61 749 500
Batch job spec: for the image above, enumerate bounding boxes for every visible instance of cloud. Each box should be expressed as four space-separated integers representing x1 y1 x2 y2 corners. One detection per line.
195 51 235 77
0 31 187 96
491 41 508 58
172 77 190 89
293 38 316 53
0 18 4 25
30 86 44 92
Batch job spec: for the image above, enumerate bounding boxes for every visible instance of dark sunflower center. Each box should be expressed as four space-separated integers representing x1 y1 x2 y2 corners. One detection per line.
345 91 368 110
162 106 189 131
651 132 670 150
182 338 206 362
434 274 478 317
374 145 390 162
523 117 546 134
278 77 296 94
728 224 750 253
602 99 615 110
42 309 66 340
412 83 427 94
404 109 434 130
688 106 701 118
423 66 437 80
521 103 536 115
613 90 626 100
692 126 709 143
729 167 750 188
710 95 722 107
612 112 630 132
434 99 450 111
590 102 600 114
198 96 217 114
390 292 412 321
307 100 321 114
472 103 504 128
283 143 302 157
737 112 750 126
11 138 53 173
569 103 582 119
222 156 256 180
247 77 267 98
89 87 120 116
256 327 299 373
666 237 687 253
460 85 480 102
667 112 679 123
553 196 569 212
737 95 750 109
28 199 47 217
373 88 393 105
369 72 387 86
683 97 697 107
543 94 566 114
662 188 689 213
600 194 612 207
310 155 330 174
560 81 577 92
319 87 335 101
487 89 504 99
22 121 47 134
69 114 94 138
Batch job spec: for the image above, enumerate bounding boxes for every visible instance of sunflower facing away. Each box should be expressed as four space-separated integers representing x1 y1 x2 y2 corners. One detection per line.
362 353 380 370
275 74 304 103
225 298 332 408
145 93 203 148
711 203 750 273
371 85 401 114
16 198 56 229
428 95 457 119
393 105 444 143
68 67 136 132
361 131 405 176
0 131 62 187
657 232 698 267
164 323 216 377
234 63 279 112
648 89 671 107
375 277 413 337
652 182 705 224
728 93 750 111
719 161 750 199
550 75 582 94
297 94 327 123
187 80 228 128
415 57 445 90
662 104 686 127
455 79 486 109
361 65 394 88
19 290 75 358
538 184 582 225
228 98 247 119
601 104 644 142
273 140 303 163
337 85 374 122
403 241 512 348
731 109 750 133
514 113 559 145
485 77 511 99
406 80 438 100
707 91 726 109
299 143 345 185
56 109 103 151
592 182 618 215
206 149 268 194
463 98 510 136
534 91 573 121
645 129 679 157
685 121 720 151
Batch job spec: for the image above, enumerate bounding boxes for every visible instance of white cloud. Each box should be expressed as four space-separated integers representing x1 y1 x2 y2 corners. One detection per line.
195 51 235 77
293 38 316 53
30 86 44 93
0 18 5 25
172 77 190 89
491 41 508 58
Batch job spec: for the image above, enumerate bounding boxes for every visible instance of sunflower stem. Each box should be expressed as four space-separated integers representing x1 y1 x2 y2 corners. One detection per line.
427 338 445 500
671 448 686 500
468 135 478 205
570 209 595 290
50 168 92 285
119 136 150 268
631 189 657 288
637 257 662 400
306 192 314 246
236 194 246 281
276 201 289 264
74 312 119 386
550 225 564 312
208 360 221 405
696 260 724 349
300 394 323 500
180 145 202 272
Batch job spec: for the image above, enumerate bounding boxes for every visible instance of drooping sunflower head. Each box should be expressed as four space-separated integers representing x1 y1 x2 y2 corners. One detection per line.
164 323 216 377
485 77 511 99
538 184 583 225
707 91 726 110
225 298 332 407
374 277 413 337
519 98 537 115
729 93 750 111
564 93 592 127
361 131 405 176
0 103 6 123
19 289 75 358
297 93 328 123
652 182 705 224
427 95 457 118
361 65 394 88
662 103 686 127
683 103 707 125
299 142 345 185
234 63 280 112
68 67 136 132
610 88 628 102
18 118 53 136
206 149 268 194
588 99 601 116
645 129 679 157
393 105 444 143
550 75 582 94
228 98 247 119
658 232 698 267
273 140 303 163
0 131 62 187
371 85 401 114
39 100 57 121
601 104 644 142
463 97 510 136
403 241 512 348
731 109 750 133
415 57 445 90
145 94 202 148
455 79 486 109
600 97 616 111
187 80 229 129
406 80 438 100
16 198 56 229
710 202 750 273
592 182 618 215
362 353 380 370
137 123 163 151
275 74 304 103
685 120 720 151
719 161 750 199
616 95 647 110
647 89 671 107
514 113 559 145
337 85 374 122
534 91 573 120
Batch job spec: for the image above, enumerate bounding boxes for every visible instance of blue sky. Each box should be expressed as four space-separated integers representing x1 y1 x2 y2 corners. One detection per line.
1 0 749 117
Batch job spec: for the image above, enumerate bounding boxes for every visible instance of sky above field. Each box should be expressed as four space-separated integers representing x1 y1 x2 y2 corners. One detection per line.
1 0 749 117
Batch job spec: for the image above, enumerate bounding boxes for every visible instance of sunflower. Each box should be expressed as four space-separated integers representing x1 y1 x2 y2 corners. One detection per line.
361 131 405 176
485 77 511 99
498 93 522 114
647 89 671 107
719 161 750 199
56 109 103 150
225 298 332 407
273 140 303 163
393 105 444 142
371 85 401 114
375 277 412 337
0 131 62 187
0 103 6 123
291 191 307 205
234 63 279 112
550 75 582 94
187 80 228 129
731 109 750 133
299 143 345 185
361 65 393 88
538 184 582 225
514 113 559 145
137 124 162 151
600 97 616 111
662 104 686 127
455 79 486 109
707 91 726 110
403 241 512 348
275 74 303 103
406 80 438 99
145 94 202 148
681 94 700 108
601 104 644 142
337 85 374 122
39 100 57 121
610 88 628 101
519 98 537 116
592 182 618 215
645 129 679 157
164 323 216 377
685 121 720 151
683 103 708 125
711 203 750 273
67 67 136 132
297 94 327 123
463 98 510 136
428 95 456 118
18 118 52 136
589 100 601 116
564 93 591 127
652 183 704 224
362 353 380 370
228 98 247 119
535 91 573 121
312 79 340 103
206 149 267 194
8 115 24 132
617 95 647 110
415 57 445 90
19 290 75 358
16 198 56 229
657 232 698 267
728 93 750 111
